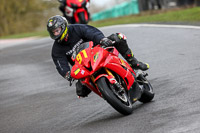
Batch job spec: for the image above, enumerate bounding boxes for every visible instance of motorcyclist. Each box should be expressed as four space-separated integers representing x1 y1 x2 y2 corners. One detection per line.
47 15 149 97
57 0 90 24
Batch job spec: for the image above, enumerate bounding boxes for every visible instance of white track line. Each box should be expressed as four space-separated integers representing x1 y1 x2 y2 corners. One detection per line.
100 24 200 30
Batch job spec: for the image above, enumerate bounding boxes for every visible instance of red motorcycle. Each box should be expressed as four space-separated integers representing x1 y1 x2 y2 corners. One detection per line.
63 0 90 24
70 42 154 115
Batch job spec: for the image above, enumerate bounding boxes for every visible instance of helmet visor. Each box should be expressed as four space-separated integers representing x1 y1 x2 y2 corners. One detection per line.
49 26 62 40
52 27 62 37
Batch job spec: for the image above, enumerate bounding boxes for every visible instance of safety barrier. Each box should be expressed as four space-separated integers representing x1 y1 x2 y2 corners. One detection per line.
92 0 139 21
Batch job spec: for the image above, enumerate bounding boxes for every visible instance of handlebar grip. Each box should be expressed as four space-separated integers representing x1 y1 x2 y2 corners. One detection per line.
101 41 116 49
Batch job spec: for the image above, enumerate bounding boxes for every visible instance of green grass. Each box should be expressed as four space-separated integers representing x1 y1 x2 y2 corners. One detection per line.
0 30 49 39
89 7 200 27
1 7 200 39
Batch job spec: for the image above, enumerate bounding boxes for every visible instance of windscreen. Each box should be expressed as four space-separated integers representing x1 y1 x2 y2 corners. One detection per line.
72 42 90 59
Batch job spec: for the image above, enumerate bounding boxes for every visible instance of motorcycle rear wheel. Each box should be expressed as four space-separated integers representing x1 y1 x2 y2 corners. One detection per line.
97 77 133 115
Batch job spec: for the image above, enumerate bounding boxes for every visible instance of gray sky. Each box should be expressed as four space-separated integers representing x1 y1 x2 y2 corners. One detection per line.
89 0 127 13
91 0 128 8
91 0 109 6
92 0 127 7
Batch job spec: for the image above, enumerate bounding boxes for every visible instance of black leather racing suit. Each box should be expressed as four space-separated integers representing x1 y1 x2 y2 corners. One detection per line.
51 24 104 78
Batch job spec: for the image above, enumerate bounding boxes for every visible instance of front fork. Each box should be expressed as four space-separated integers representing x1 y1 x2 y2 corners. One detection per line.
91 68 124 92
90 68 128 97
105 68 143 103
104 68 126 94
104 68 134 103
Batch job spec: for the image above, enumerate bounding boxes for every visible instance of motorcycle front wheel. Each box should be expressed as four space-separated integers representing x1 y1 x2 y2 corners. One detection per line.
97 77 133 115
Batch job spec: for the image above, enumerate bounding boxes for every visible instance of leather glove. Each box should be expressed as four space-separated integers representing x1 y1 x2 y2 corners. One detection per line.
65 71 72 81
100 38 113 47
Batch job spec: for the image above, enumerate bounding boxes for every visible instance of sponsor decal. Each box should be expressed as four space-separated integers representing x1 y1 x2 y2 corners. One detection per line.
48 20 53 27
120 59 126 66
81 70 85 75
74 68 80 75
94 52 99 62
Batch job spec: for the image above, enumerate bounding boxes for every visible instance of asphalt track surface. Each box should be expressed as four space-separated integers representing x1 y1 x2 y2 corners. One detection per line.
0 24 200 133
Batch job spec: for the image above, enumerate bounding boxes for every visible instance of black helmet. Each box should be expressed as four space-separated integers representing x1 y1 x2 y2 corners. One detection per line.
47 15 68 41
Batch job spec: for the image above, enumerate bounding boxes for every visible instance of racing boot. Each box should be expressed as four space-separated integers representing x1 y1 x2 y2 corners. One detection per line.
76 80 91 98
123 49 149 71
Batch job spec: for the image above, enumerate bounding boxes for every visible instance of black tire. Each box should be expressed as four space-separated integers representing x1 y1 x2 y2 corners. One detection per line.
78 12 88 24
138 79 154 103
97 77 133 115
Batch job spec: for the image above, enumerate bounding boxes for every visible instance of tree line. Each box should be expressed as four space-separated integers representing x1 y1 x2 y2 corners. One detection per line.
0 0 59 37
1 0 199 37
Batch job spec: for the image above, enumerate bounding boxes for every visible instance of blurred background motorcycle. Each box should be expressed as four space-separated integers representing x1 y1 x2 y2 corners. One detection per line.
58 0 90 24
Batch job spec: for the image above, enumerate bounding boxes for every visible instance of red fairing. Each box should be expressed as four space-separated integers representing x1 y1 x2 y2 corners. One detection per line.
81 77 102 96
104 63 135 90
66 0 87 7
76 43 91 68
71 42 93 79
65 0 90 24
74 8 89 23
90 46 135 90
91 47 135 90
71 42 136 97
89 46 120 72
71 63 90 79
90 47 108 72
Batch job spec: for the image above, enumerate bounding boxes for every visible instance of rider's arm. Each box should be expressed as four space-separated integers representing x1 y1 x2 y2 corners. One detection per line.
76 24 105 45
51 42 71 78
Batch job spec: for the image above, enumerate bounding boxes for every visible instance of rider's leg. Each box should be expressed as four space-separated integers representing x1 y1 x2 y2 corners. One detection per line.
107 33 149 71
76 80 91 97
